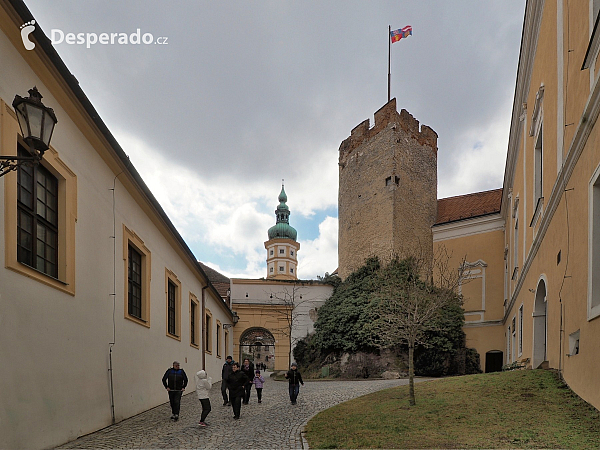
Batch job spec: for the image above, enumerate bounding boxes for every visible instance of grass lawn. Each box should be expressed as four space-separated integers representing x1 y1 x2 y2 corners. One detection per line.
304 370 600 449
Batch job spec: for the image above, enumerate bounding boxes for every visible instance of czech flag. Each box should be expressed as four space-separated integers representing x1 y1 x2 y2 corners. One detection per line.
391 25 412 43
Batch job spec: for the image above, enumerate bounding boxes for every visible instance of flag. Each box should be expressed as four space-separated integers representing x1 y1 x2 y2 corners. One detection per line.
390 25 412 43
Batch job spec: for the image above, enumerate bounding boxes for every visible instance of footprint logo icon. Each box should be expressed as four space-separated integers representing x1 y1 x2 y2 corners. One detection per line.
20 20 35 50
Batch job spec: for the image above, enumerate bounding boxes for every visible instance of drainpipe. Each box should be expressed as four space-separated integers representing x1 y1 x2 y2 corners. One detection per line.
202 286 207 370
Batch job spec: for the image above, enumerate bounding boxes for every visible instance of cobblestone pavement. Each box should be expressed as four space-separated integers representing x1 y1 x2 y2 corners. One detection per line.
57 375 424 449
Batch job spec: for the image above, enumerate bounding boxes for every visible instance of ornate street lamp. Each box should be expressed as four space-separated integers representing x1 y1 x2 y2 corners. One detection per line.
0 87 58 177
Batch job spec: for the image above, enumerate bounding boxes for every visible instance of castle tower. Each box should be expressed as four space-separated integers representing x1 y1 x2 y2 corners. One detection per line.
337 98 438 280
265 183 300 280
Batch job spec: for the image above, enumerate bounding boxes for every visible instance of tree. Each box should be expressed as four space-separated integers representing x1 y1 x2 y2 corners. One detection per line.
267 283 324 366
367 248 465 406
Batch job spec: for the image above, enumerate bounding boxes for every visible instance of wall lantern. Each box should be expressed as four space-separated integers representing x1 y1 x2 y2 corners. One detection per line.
0 87 57 177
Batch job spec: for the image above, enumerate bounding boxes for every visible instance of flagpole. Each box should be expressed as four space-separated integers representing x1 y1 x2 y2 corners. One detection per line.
388 25 391 102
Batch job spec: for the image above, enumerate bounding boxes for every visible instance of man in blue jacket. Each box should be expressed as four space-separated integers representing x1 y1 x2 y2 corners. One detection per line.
162 361 188 421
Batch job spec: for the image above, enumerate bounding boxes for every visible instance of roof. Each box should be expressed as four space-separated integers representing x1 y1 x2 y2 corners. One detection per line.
5 0 234 319
198 262 230 299
435 188 503 225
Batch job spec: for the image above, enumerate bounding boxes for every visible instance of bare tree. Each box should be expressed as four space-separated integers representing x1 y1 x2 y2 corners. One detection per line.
368 247 466 406
267 283 318 366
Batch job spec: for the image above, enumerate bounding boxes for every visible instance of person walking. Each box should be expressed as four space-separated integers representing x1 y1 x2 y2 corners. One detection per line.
226 362 248 420
253 369 265 403
162 361 188 421
221 356 234 406
284 362 304 405
195 369 212 427
240 358 255 404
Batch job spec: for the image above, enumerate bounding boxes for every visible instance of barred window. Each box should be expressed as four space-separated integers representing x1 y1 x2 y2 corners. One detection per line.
17 145 58 278
128 245 143 319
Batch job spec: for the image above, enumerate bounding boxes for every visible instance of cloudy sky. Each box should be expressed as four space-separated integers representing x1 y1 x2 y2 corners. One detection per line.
25 0 525 280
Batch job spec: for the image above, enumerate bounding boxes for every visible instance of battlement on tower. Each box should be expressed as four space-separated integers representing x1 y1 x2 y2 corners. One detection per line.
339 98 438 167
337 99 438 280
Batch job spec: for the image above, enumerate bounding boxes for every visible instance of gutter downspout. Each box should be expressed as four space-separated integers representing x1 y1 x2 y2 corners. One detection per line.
202 286 207 370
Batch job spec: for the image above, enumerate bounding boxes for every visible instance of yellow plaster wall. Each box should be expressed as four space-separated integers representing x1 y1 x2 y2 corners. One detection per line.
434 227 505 370
232 303 291 371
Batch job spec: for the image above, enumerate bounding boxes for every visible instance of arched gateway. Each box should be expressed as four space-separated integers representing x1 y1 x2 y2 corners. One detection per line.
239 327 276 369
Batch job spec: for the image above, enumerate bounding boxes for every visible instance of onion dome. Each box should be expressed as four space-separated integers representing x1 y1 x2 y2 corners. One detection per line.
267 183 297 241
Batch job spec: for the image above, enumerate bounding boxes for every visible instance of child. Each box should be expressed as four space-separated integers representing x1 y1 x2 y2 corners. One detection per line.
253 369 265 403
195 370 212 426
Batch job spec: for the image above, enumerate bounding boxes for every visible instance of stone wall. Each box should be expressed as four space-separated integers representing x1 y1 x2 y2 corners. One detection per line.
338 99 438 279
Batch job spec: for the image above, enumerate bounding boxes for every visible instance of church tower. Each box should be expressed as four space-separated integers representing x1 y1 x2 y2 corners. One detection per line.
337 98 438 280
265 183 300 280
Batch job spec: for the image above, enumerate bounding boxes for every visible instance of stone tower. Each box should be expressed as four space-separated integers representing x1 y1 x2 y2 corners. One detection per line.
337 98 438 280
264 183 300 280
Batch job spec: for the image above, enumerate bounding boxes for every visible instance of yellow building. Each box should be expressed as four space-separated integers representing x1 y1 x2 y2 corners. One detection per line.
335 2 600 413
497 0 600 410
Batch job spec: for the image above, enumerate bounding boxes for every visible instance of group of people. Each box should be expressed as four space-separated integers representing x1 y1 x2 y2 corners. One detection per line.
161 357 304 426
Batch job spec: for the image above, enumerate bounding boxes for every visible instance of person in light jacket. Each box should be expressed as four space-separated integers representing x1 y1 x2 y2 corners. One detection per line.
195 370 212 426
253 370 265 403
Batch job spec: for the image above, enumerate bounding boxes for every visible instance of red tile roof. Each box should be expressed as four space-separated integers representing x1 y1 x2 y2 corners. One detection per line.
198 262 230 300
435 188 502 225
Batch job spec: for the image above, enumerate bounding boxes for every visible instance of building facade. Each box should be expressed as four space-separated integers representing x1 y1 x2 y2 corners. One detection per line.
336 0 600 412
231 187 333 370
0 1 234 448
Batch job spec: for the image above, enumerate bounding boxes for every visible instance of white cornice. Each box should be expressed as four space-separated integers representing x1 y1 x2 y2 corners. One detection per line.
433 214 504 242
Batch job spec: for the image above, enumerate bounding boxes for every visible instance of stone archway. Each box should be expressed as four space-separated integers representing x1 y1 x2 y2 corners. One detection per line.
532 279 547 369
239 327 276 370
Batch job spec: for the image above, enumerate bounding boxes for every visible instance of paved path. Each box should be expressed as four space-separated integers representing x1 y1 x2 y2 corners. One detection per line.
57 375 422 449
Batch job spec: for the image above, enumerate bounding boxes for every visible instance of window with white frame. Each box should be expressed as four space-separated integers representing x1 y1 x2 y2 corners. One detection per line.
534 128 543 210
588 164 600 319
511 317 517 362
507 325 512 363
519 305 523 355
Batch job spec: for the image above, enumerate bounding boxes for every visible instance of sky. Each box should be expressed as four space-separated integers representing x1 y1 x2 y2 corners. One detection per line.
24 1 526 280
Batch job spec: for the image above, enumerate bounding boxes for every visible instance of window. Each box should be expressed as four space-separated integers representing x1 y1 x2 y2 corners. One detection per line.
290 268 294 274
124 225 151 326
270 267 274 273
533 128 543 214
280 249 285 254
588 164 600 318
507 325 512 363
224 329 229 357
17 145 58 278
3 101 77 295
512 216 519 279
128 245 142 319
291 250 294 256
511 317 516 362
190 294 199 348
205 309 212 353
279 266 284 272
165 269 181 339
519 305 523 355
270 249 273 256
216 321 221 357
385 175 399 186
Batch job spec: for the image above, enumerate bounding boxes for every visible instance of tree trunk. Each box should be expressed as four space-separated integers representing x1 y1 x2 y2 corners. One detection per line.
408 342 415 406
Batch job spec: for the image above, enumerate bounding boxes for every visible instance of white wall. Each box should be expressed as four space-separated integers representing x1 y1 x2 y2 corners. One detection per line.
0 25 231 449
